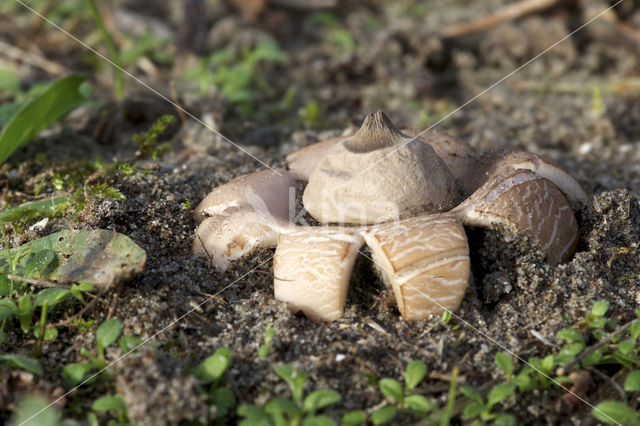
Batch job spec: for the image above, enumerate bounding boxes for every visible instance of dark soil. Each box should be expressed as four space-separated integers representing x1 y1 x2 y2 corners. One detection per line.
1 0 639 424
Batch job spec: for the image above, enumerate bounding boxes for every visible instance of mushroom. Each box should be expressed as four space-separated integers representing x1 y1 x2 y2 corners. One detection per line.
193 110 588 321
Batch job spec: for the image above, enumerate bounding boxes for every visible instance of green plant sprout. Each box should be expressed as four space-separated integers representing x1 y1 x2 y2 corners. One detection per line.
238 364 342 426
183 40 287 117
190 347 236 423
90 393 130 426
62 318 141 386
372 361 458 425
258 325 276 357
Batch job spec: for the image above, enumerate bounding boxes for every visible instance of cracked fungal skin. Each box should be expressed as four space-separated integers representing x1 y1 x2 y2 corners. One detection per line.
193 110 588 321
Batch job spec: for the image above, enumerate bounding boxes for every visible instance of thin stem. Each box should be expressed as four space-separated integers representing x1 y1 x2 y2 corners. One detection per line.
35 300 48 357
556 319 639 376
441 366 458 426
85 0 124 99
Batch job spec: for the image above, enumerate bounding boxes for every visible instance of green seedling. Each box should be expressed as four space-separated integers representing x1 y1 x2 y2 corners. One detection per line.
373 360 458 425
238 364 341 426
184 41 287 117
299 101 324 127
62 318 140 386
461 382 516 426
90 393 130 426
311 11 355 54
258 325 276 357
191 347 235 423
133 114 176 160
120 32 172 67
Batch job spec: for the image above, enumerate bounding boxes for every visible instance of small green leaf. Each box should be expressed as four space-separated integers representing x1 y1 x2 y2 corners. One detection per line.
237 405 270 426
211 387 235 419
303 389 341 414
591 300 610 318
302 415 336 426
0 275 9 296
495 352 514 379
492 413 517 426
34 325 58 341
405 394 434 412
91 394 125 412
96 319 122 349
513 371 535 392
630 321 640 340
0 298 18 321
581 348 604 367
487 383 515 408
0 354 43 376
624 370 640 392
556 328 584 342
558 343 584 363
405 360 426 391
118 336 143 353
460 386 483 403
11 394 61 426
35 288 70 308
341 410 367 426
592 400 640 425
265 396 298 417
379 378 404 404
18 295 34 333
22 250 55 277
63 363 92 386
371 406 397 425
275 364 308 404
463 401 486 419
618 340 635 356
589 317 608 329
87 412 99 426
70 283 95 304
196 347 232 382
542 354 555 373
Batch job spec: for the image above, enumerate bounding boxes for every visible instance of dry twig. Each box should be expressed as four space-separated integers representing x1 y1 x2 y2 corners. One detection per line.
441 0 567 39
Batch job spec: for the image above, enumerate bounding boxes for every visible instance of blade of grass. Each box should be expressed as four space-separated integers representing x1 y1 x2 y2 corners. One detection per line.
85 0 124 99
0 75 87 165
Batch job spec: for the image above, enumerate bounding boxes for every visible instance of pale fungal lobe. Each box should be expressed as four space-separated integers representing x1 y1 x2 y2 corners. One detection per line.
273 228 364 321
362 214 470 321
193 168 296 271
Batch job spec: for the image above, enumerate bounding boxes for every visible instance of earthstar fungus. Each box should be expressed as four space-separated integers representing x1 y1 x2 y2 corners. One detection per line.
194 111 588 321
